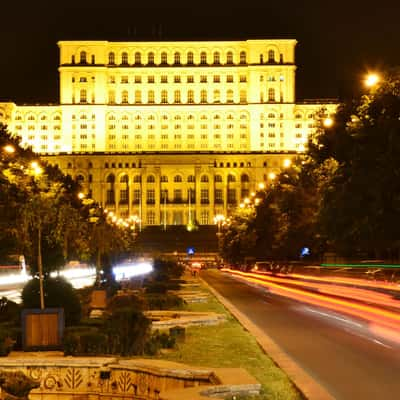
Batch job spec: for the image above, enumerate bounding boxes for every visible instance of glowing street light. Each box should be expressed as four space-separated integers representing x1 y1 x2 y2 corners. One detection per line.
3 145 15 154
78 192 85 200
268 172 276 181
323 117 334 128
365 73 380 88
283 158 292 168
258 182 265 190
214 214 225 236
30 161 42 176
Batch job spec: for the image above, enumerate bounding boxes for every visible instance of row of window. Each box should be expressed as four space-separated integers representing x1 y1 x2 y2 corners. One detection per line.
74 49 279 66
101 173 251 183
103 74 247 84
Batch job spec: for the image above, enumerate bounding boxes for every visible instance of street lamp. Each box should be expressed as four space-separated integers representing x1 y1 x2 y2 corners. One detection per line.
213 214 225 235
3 144 15 154
323 117 334 128
365 73 380 88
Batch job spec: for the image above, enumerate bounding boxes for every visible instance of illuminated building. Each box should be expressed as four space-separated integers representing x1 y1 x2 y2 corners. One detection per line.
0 39 336 227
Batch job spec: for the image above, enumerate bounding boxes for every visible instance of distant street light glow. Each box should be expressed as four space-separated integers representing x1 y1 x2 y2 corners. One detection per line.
365 73 380 87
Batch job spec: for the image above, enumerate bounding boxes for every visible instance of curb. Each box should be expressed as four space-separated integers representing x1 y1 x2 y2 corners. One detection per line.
200 275 336 400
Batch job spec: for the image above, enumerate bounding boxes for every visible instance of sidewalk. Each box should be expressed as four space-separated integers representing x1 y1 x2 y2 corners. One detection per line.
201 272 336 400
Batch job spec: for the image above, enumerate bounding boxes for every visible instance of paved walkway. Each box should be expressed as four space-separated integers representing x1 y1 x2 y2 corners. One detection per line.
201 272 336 400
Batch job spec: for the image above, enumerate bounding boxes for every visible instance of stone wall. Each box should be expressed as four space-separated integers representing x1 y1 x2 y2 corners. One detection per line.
0 357 260 400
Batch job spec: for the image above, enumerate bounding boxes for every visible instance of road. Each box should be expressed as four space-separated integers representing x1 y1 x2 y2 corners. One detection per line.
202 269 400 400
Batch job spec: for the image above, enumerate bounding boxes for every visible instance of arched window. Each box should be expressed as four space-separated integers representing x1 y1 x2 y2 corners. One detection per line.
174 91 181 104
161 52 168 64
120 175 129 183
268 88 276 102
147 175 155 183
135 90 141 104
200 175 209 183
108 52 115 65
174 175 182 183
174 52 181 65
80 89 87 103
213 90 220 103
134 52 141 65
121 52 128 65
160 175 168 182
201 90 207 103
80 51 87 64
268 50 275 63
213 52 220 64
133 175 141 183
241 174 249 183
76 174 85 183
121 90 129 104
200 51 207 65
106 174 115 205
226 89 234 104
214 175 222 182
240 51 246 64
268 113 276 118
226 51 233 64
148 90 155 104
187 51 194 65
91 55 95 64
148 52 155 65
227 174 236 183
187 175 195 182
240 90 247 103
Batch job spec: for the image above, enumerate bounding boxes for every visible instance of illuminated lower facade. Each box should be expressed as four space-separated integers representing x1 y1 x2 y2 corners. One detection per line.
0 38 336 227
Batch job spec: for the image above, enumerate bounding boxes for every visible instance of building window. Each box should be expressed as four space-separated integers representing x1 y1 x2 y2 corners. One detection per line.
240 75 247 83
227 75 233 83
121 52 128 65
146 189 155 204
200 75 207 83
268 88 276 102
174 175 182 183
174 52 181 65
240 51 246 64
80 51 87 64
213 75 220 83
213 52 220 64
227 189 236 204
226 51 233 64
147 211 156 225
148 52 155 65
201 189 209 204
148 90 155 104
201 90 207 103
187 75 194 83
134 90 141 104
174 91 181 103
240 90 247 103
161 90 168 104
121 90 129 104
80 89 87 103
161 75 168 83
213 90 220 103
226 90 234 103
200 51 207 65
268 49 275 63
134 52 141 64
148 75 155 83
121 75 128 83
215 189 223 204
173 189 182 202
174 75 181 83
187 52 194 64
108 52 115 65
187 90 194 104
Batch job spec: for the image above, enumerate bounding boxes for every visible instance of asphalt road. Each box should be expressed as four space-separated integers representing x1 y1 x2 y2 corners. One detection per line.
202 270 400 400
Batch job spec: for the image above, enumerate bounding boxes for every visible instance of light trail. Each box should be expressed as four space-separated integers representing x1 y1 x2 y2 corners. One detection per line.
223 269 400 344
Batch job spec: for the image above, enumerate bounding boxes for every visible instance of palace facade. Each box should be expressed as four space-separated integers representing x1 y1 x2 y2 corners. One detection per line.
0 39 336 227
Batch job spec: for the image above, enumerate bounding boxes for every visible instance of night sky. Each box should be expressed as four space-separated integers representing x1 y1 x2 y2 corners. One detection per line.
1 0 399 104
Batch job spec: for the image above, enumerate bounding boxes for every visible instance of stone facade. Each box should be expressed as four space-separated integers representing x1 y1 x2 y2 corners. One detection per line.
0 38 336 227
0 357 261 400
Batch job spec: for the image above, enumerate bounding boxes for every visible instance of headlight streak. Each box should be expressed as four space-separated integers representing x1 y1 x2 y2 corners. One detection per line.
223 269 400 343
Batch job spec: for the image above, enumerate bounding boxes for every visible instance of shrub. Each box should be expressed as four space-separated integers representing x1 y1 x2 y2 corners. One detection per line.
63 326 107 355
151 259 185 281
145 330 175 355
0 325 16 356
145 293 184 310
105 308 151 356
22 276 81 326
0 298 20 325
107 293 144 313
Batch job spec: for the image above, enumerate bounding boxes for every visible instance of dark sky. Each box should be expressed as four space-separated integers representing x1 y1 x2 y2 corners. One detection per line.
1 0 399 104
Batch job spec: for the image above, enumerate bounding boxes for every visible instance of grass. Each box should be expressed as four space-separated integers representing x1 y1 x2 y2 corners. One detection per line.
152 280 303 400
